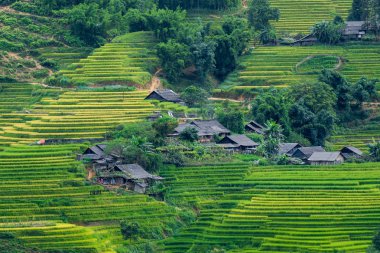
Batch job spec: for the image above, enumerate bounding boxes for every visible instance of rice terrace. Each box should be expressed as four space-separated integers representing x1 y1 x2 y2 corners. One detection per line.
0 0 380 253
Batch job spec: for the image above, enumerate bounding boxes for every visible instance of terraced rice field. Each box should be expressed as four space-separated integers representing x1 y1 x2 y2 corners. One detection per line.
331 114 380 151
161 163 380 252
0 144 181 252
270 0 352 34
61 32 158 87
0 86 155 146
0 83 184 252
223 43 380 91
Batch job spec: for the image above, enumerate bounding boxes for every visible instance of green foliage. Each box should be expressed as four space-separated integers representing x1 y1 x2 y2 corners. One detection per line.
155 0 239 10
251 88 290 134
32 69 50 79
179 127 199 142
157 40 190 82
374 231 380 250
216 102 244 133
120 220 140 241
181 86 210 107
289 82 336 145
312 20 345 44
257 121 284 158
368 139 380 161
152 116 178 138
149 7 187 42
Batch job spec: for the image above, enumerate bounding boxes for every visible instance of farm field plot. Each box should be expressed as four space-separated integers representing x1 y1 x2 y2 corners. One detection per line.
162 163 380 252
223 43 380 91
270 0 352 34
0 87 155 146
61 32 158 87
0 144 182 252
331 114 380 150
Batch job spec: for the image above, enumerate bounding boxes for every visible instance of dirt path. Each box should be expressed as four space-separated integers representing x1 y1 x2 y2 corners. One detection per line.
0 5 56 19
149 69 163 92
242 0 248 8
295 55 344 73
209 97 243 103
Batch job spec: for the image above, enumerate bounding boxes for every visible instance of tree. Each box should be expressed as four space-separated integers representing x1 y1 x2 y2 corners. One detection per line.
67 3 107 46
216 104 244 134
373 231 380 250
213 35 237 79
312 20 345 44
368 139 380 161
190 40 216 82
348 0 367 20
288 82 337 145
148 7 186 42
351 77 379 106
179 127 199 142
156 40 190 82
259 121 284 158
319 69 352 112
251 88 290 134
120 220 140 242
181 86 210 107
152 116 178 138
248 0 280 31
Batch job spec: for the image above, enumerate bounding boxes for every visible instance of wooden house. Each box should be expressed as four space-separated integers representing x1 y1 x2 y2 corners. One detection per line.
145 89 183 103
79 144 118 170
97 164 163 194
292 146 326 161
278 143 302 156
343 21 367 40
218 134 259 152
308 152 345 165
172 120 231 143
245 121 264 135
290 34 318 46
340 146 363 159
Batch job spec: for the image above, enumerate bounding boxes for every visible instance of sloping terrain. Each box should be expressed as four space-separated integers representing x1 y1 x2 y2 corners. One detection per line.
223 43 380 91
161 163 380 252
61 32 158 87
270 0 352 34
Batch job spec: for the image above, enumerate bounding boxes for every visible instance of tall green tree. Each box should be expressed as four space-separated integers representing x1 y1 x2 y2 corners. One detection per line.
156 40 190 82
181 86 210 107
259 121 284 158
248 0 280 31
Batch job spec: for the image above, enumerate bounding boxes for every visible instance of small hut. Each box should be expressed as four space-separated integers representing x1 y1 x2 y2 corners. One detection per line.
343 21 367 40
172 120 231 143
340 146 363 159
97 164 163 193
292 146 326 161
245 121 265 135
218 134 259 153
278 143 302 156
145 89 183 103
308 152 345 165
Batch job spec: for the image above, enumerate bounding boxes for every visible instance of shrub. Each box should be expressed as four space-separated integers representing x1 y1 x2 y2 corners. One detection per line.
0 39 23 51
32 69 49 78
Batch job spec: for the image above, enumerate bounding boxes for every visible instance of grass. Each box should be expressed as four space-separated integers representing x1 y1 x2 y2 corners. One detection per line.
61 32 158 87
222 43 380 91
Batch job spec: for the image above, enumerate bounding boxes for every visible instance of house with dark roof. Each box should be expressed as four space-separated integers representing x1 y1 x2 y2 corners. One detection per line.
292 146 326 161
245 121 265 135
290 33 318 46
279 143 302 156
308 152 345 165
145 89 183 103
340 146 363 159
218 134 259 152
172 120 231 142
343 21 368 40
97 164 163 193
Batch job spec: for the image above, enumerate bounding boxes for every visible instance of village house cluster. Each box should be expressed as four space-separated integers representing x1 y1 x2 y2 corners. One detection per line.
78 144 163 194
